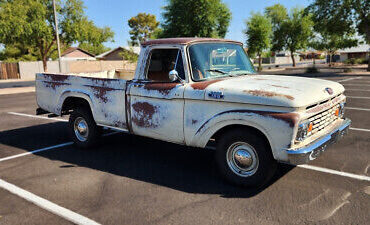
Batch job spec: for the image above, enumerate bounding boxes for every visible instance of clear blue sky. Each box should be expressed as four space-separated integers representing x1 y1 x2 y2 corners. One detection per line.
84 0 310 48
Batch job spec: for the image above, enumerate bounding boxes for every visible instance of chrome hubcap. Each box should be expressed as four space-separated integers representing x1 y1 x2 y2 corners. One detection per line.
74 117 88 142
226 142 259 177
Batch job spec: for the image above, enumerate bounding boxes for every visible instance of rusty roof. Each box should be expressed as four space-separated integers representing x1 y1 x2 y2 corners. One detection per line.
141 38 242 46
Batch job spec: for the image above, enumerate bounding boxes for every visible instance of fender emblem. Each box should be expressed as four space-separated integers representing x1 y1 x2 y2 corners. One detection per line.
208 91 224 99
325 87 333 95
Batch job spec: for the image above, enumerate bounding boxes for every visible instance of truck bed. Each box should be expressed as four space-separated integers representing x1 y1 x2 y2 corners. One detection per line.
36 72 129 129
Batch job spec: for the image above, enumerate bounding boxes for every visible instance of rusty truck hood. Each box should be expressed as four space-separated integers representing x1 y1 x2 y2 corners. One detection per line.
200 75 345 108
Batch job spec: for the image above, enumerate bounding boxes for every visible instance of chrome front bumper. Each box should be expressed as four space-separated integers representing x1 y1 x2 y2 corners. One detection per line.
285 118 351 165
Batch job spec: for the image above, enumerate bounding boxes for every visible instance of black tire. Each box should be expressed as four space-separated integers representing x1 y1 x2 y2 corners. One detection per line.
68 107 101 148
215 129 277 187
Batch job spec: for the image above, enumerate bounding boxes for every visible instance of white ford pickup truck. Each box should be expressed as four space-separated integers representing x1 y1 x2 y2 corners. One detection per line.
36 38 351 187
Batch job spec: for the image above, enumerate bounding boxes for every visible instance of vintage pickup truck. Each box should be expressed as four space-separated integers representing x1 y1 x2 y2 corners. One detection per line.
36 38 351 187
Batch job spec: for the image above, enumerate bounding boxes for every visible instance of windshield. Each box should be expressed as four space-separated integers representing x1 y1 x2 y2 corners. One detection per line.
188 43 256 81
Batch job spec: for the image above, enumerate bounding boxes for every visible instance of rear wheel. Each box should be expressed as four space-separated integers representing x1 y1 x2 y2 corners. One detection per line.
216 129 277 187
69 107 101 148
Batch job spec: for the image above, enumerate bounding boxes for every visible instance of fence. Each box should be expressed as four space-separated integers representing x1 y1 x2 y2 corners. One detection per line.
0 63 20 80
17 60 137 80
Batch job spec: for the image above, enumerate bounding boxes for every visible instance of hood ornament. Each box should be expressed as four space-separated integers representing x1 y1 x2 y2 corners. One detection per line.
325 87 333 95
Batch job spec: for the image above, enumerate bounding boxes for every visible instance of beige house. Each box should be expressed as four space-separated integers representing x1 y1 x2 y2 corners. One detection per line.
338 44 369 62
96 46 140 61
61 47 96 61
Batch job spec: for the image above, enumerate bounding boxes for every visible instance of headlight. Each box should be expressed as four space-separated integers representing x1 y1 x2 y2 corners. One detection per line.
296 120 313 142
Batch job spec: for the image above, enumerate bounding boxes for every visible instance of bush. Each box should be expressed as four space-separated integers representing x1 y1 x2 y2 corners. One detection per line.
343 68 352 73
305 67 319 73
344 58 368 65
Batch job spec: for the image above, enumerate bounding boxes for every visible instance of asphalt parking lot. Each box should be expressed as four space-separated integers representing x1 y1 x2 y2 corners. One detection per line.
0 73 369 225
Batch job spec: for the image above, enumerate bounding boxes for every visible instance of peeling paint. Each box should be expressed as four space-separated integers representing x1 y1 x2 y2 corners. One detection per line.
270 84 290 89
84 85 117 103
243 90 295 100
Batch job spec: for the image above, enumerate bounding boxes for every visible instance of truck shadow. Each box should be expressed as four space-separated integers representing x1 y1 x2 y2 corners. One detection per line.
0 122 294 198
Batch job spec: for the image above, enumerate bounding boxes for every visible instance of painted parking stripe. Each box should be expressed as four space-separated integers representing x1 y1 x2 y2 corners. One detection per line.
0 179 101 225
0 131 121 163
345 89 370 92
337 77 362 83
346 107 370 112
350 127 370 132
8 112 68 122
346 96 370 99
297 165 370 182
342 84 370 86
0 142 73 162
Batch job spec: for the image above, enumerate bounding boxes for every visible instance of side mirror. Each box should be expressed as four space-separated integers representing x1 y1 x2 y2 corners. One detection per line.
169 70 179 82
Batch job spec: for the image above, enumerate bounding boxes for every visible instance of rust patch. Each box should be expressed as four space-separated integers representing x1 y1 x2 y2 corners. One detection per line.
44 73 70 82
132 102 159 128
196 110 300 135
113 121 126 128
84 85 116 103
243 89 294 100
270 84 290 89
306 96 343 114
143 83 179 95
267 112 300 128
190 79 223 90
43 81 68 90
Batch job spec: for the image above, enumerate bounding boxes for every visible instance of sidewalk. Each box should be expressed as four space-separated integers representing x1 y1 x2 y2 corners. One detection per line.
0 86 35 95
0 79 35 89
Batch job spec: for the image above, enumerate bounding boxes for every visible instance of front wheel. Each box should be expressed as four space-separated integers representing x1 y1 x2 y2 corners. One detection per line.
216 129 277 187
68 107 101 148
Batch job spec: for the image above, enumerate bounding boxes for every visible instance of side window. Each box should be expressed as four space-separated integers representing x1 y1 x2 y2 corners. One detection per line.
146 49 185 82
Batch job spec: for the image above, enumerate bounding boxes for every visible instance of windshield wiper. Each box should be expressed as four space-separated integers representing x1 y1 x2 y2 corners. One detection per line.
206 69 227 74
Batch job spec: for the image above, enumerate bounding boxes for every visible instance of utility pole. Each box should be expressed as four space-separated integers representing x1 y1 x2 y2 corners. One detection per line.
53 0 62 72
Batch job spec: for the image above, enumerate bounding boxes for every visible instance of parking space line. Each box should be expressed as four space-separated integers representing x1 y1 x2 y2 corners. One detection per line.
346 107 370 112
350 127 370 132
345 89 370 92
8 112 67 122
0 131 121 163
0 142 73 162
0 179 101 225
342 84 370 86
297 165 370 182
346 96 370 99
337 77 362 83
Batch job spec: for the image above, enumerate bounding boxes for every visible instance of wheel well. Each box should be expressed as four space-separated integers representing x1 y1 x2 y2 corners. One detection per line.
62 97 91 115
210 125 271 150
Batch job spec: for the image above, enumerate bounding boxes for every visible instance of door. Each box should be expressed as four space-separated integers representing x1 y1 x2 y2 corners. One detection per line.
129 48 186 144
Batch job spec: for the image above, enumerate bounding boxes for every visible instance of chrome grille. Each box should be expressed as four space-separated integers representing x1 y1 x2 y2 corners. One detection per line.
308 104 340 135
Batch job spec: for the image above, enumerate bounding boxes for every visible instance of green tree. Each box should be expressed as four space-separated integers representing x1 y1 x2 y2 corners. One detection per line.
307 0 369 70
78 42 110 56
266 5 313 67
161 0 231 38
0 43 39 62
119 48 139 63
244 13 272 71
0 0 114 71
128 13 160 46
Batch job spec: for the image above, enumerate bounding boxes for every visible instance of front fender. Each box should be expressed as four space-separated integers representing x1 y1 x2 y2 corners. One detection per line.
188 111 296 161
